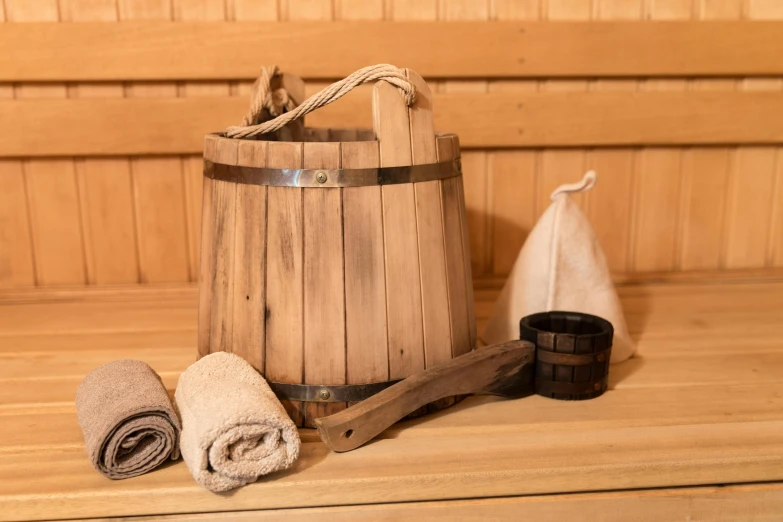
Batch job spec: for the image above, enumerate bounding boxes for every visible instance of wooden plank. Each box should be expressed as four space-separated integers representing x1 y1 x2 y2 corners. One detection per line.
4 21 783 81
6 0 87 287
264 142 305 425
488 0 540 277
206 144 238 355
407 70 452 370
14 484 783 521
455 163 478 351
197 175 214 359
8 90 783 157
537 0 591 222
8 376 783 447
586 0 643 275
438 137 472 359
121 1 190 284
0 5 32 288
373 79 425 380
632 0 691 273
742 0 783 269
632 147 682 272
341 141 389 388
75 157 140 284
4 418 783 519
0 160 34 288
679 146 731 270
438 0 489 275
724 145 779 268
488 150 537 275
231 142 267 372
302 142 346 424
65 0 139 286
23 158 87 286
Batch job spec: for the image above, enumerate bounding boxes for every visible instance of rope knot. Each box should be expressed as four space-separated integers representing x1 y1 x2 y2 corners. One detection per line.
227 64 416 139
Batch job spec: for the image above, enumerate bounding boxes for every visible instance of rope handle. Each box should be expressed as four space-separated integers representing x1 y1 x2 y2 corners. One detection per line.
225 64 417 139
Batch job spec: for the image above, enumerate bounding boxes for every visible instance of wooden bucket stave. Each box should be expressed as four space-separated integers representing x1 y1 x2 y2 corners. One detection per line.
199 69 475 427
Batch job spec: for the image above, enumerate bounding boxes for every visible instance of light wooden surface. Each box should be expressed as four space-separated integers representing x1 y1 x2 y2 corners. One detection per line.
2 279 783 520
4 20 783 81
1 0 783 304
6 91 783 156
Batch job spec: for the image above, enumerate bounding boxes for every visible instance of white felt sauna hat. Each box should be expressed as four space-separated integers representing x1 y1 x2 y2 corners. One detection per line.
481 171 636 363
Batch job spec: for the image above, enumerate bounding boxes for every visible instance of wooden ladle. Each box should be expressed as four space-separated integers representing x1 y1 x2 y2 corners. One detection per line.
314 340 536 453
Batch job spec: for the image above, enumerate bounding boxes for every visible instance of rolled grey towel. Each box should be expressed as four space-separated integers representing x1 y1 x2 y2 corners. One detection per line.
76 360 181 479
175 352 300 492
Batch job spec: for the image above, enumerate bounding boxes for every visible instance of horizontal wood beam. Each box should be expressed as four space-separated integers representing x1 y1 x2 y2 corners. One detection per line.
2 21 783 81
4 90 783 157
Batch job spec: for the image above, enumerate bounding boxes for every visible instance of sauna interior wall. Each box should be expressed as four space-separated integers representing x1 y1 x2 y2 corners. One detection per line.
1 0 782 290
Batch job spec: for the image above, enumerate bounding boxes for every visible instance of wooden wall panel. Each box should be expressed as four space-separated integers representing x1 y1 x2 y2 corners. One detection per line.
2 0 783 289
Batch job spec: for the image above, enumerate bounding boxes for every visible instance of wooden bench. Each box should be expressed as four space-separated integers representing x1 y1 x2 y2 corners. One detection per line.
3 3 783 520
2 280 783 520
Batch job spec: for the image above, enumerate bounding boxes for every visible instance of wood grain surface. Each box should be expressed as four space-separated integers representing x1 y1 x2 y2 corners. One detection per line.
2 280 783 520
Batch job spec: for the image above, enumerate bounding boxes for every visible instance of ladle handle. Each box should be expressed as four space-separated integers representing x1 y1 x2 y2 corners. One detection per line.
314 340 535 453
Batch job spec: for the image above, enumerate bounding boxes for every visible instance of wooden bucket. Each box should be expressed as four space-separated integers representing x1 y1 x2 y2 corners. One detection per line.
198 67 476 428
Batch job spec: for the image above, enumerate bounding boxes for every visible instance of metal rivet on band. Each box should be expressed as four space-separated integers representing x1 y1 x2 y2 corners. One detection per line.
316 172 328 184
318 389 331 401
597 353 605 362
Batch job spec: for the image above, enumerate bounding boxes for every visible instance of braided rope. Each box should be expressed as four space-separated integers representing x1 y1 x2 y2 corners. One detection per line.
226 64 416 139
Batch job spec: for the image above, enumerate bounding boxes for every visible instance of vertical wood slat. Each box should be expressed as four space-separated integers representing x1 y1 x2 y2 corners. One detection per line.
207 139 238 355
120 0 190 284
538 0 590 223
198 137 219 359
231 141 268 372
408 70 457 413
264 141 305 426
302 142 347 425
488 0 540 277
0 2 34 287
438 136 472 358
678 1 739 271
197 174 215 359
7 0 86 287
728 0 783 269
440 0 490 277
679 145 731 270
342 141 389 389
0 159 34 287
453 135 477 351
373 80 425 380
0 0 34 288
64 0 139 285
632 0 691 273
588 0 643 276
171 0 228 284
407 70 452 371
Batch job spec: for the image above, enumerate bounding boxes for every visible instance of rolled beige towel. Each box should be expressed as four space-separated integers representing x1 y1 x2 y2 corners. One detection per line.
175 352 300 492
76 360 181 479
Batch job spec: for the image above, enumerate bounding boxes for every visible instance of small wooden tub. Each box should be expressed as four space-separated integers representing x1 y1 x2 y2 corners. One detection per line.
198 69 476 427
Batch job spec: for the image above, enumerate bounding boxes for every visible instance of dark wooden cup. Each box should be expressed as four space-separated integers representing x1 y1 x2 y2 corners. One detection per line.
520 311 613 401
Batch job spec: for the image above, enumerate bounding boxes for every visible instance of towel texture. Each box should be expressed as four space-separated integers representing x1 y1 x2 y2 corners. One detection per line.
482 172 636 363
76 360 181 479
175 352 300 492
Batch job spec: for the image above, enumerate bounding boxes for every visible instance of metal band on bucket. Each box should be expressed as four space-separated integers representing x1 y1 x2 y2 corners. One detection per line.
268 380 403 403
204 158 462 188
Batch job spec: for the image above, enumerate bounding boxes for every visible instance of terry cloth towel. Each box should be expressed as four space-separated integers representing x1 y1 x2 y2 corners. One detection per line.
482 171 636 363
76 360 181 479
175 352 300 492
